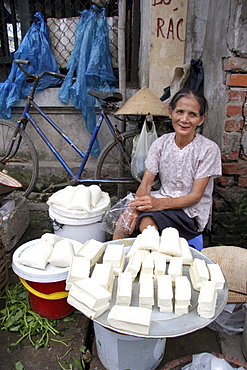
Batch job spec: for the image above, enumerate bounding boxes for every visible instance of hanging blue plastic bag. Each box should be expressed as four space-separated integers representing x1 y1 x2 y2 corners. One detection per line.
58 5 116 157
0 12 61 119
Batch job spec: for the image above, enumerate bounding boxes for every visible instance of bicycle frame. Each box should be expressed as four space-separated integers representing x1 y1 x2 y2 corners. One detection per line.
18 96 132 184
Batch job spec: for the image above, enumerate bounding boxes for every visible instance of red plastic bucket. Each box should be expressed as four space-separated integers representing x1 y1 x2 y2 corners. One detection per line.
21 278 74 320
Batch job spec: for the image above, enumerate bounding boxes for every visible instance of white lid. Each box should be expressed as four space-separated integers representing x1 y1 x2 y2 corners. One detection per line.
12 238 84 282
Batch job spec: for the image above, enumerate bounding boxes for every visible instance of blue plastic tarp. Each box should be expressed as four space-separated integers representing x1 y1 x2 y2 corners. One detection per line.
0 12 61 119
58 5 116 157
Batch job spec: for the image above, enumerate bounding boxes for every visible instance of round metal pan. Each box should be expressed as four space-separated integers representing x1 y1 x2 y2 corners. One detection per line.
94 238 228 338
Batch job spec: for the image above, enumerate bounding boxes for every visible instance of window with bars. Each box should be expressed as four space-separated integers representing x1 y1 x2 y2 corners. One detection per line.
0 0 140 87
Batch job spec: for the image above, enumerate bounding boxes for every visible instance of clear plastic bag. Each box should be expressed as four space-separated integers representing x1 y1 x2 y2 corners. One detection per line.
181 353 245 370
131 121 158 182
208 303 246 335
101 193 136 235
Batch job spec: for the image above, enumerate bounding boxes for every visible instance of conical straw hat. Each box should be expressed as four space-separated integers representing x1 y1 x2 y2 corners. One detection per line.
0 172 22 195
115 86 169 116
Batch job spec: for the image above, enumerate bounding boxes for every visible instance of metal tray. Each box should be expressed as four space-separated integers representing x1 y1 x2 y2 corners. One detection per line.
94 238 228 338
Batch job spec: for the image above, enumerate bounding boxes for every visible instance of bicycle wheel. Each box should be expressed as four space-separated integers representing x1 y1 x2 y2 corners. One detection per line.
95 131 140 198
0 120 39 197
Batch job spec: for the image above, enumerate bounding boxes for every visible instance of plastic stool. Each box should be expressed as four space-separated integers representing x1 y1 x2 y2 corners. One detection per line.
188 234 203 251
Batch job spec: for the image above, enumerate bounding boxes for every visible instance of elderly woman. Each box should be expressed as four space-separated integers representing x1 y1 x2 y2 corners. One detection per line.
113 88 222 240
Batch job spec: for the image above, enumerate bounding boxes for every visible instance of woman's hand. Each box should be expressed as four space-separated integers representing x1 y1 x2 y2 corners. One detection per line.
115 207 139 235
129 196 161 212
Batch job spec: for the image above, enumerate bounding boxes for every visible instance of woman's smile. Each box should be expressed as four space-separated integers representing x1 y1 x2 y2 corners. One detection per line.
169 94 206 147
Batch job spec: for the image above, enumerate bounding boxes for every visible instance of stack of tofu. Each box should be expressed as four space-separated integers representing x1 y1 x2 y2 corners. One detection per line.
62 225 226 335
157 275 173 312
189 258 225 318
197 281 218 318
174 276 191 315
68 277 112 319
116 271 133 305
103 243 125 276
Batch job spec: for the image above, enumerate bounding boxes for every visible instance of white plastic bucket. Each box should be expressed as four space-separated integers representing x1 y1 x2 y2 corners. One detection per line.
12 238 83 319
49 208 106 244
94 322 166 370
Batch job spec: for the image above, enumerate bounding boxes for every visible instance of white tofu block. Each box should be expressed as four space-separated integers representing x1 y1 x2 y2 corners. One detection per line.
112 255 125 276
138 225 160 251
126 234 142 258
103 243 125 269
175 276 191 306
107 305 152 335
77 239 105 267
125 250 144 280
175 304 189 315
91 263 115 292
207 263 225 289
168 257 183 281
68 294 109 319
157 275 173 312
189 258 209 291
66 256 90 290
154 252 167 276
70 277 111 310
179 238 193 265
139 273 154 308
159 302 173 313
159 227 182 256
197 280 217 318
141 251 154 274
116 271 133 305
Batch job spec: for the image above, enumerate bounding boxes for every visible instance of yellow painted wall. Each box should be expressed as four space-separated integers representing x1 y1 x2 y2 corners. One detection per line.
149 0 188 97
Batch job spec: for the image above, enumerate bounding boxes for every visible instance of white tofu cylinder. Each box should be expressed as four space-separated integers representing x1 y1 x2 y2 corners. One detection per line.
137 225 160 251
159 227 182 256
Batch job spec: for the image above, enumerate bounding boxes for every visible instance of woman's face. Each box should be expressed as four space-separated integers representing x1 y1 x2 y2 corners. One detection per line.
169 94 206 140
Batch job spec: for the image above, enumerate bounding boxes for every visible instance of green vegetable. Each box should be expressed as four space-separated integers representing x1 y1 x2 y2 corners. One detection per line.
0 283 60 349
56 346 87 370
15 361 25 370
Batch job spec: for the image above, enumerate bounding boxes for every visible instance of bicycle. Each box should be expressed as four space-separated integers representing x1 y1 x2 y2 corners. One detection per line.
0 59 140 197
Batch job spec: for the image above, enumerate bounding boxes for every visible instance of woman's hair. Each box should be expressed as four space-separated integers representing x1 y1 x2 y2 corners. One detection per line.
169 88 208 116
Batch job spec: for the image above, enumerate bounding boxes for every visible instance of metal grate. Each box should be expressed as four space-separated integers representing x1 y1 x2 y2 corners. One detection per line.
0 0 139 87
